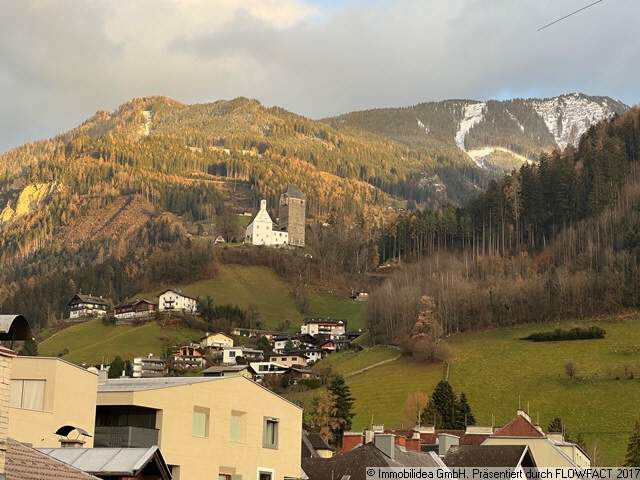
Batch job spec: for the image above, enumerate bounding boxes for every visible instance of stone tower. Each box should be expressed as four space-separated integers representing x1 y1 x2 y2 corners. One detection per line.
278 185 306 247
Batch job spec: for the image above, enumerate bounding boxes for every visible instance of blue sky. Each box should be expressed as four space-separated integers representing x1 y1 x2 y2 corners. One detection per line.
0 0 638 152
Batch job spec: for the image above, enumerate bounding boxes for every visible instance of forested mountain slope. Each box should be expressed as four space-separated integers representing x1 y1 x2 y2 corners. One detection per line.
370 106 640 343
328 93 627 175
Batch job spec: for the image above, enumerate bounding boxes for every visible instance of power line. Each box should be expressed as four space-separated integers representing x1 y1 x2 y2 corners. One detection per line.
537 0 604 32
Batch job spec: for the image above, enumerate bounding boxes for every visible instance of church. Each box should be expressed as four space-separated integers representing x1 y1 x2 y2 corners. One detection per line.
245 186 306 247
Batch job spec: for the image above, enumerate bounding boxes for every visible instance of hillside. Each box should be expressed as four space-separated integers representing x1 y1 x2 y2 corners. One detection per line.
327 93 628 175
38 319 203 365
289 313 640 465
0 93 631 331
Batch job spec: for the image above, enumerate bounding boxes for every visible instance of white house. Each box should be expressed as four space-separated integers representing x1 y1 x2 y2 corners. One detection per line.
68 294 110 319
222 346 264 365
158 289 198 314
272 336 301 354
132 354 167 378
300 319 346 337
249 362 289 379
245 199 289 246
200 332 234 349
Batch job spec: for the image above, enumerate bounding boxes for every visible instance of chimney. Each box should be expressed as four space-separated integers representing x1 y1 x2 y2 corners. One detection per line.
374 434 395 460
59 438 86 448
516 409 531 422
437 433 459 457
341 432 365 453
405 438 421 452
260 199 267 211
0 347 16 479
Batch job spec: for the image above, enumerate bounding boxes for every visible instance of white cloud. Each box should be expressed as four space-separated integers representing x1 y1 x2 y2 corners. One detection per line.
0 0 638 152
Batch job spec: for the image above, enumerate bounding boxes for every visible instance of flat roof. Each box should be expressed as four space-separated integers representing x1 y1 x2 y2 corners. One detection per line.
98 376 224 392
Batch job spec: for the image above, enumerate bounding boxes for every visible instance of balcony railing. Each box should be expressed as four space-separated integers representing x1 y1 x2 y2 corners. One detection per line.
94 426 159 448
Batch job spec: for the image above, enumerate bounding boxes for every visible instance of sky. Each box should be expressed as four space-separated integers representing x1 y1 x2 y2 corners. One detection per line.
0 0 638 152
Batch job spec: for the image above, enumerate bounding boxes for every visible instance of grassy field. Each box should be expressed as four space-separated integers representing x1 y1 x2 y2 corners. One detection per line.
288 313 640 465
136 264 304 330
307 292 367 331
38 320 203 365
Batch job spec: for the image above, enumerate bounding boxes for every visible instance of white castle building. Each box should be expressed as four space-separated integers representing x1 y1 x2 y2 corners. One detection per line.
245 199 289 246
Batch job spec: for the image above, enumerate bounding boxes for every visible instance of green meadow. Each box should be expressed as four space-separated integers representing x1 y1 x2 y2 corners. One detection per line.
288 313 640 465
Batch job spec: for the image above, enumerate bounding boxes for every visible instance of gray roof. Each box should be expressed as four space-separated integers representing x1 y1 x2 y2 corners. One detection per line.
7 438 100 480
202 365 248 374
0 314 32 341
285 184 306 199
37 446 170 478
303 443 445 480
69 294 110 307
98 376 224 392
444 445 534 468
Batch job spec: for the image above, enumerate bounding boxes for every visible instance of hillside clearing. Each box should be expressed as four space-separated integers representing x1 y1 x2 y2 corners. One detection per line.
288 313 640 465
135 264 303 330
307 292 367 331
38 319 203 365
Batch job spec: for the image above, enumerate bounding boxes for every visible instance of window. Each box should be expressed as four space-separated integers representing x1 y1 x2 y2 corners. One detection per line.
230 410 246 443
259 471 273 480
192 406 209 438
229 351 236 358
263 417 279 449
10 380 45 411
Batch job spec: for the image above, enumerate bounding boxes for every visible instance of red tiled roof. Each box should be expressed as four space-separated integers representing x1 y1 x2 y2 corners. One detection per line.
493 415 544 438
6 438 100 480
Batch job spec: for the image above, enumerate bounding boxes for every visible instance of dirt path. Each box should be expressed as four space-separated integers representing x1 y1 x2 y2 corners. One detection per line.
345 349 402 378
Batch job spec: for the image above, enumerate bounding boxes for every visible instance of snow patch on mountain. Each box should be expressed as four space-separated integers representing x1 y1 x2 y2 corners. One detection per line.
416 118 430 135
530 94 616 150
506 109 525 132
455 102 486 167
141 110 152 137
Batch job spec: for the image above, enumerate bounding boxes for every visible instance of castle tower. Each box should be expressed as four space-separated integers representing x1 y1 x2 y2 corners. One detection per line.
279 185 306 247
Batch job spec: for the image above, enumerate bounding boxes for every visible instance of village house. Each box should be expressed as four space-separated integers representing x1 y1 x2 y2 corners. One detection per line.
444 444 537 470
268 354 308 368
249 362 290 380
271 335 301 354
303 432 446 480
222 346 264 365
172 344 206 370
95 376 303 479
68 294 110 320
289 348 324 364
482 410 591 468
157 289 198 314
300 318 346 338
202 365 252 379
200 332 234 350
132 355 167 378
245 199 289 246
113 299 157 321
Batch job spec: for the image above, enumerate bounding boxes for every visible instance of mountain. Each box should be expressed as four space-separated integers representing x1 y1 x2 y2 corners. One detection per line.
0 93 631 327
326 92 628 174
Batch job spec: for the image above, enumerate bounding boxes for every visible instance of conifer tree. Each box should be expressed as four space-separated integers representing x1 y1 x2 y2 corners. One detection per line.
421 380 458 429
548 417 563 433
327 375 355 437
456 393 476 428
625 420 640 466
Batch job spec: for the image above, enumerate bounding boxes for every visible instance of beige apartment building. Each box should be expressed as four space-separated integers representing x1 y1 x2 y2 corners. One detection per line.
96 375 303 480
8 356 98 448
